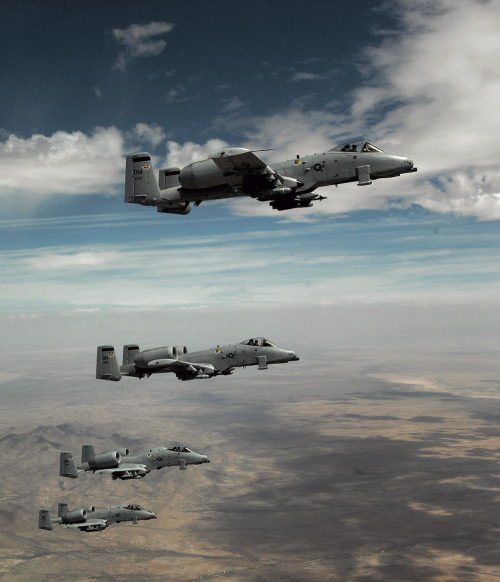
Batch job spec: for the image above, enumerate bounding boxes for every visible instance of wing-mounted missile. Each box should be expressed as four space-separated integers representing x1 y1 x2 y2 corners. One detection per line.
157 204 191 215
175 362 216 381
269 192 323 211
112 467 149 480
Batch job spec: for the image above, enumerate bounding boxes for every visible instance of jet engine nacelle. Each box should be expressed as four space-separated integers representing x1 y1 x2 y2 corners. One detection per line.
134 346 178 367
116 448 130 457
88 451 121 470
174 345 188 357
82 505 96 513
62 508 87 523
179 159 224 190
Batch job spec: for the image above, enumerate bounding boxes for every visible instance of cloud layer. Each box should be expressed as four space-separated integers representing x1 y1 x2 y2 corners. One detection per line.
112 21 174 71
2 217 499 315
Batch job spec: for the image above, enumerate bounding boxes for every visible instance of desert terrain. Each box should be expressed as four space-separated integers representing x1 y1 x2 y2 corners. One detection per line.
1 308 500 581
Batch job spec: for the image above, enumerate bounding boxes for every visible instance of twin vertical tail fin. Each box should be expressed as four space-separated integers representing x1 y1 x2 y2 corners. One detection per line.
59 452 78 478
96 346 122 381
123 344 140 366
57 503 69 518
124 153 161 205
39 509 53 530
81 445 96 464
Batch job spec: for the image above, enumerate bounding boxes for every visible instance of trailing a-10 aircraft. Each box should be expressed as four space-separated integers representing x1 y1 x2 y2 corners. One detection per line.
60 443 209 480
125 140 417 214
39 502 156 532
96 337 299 382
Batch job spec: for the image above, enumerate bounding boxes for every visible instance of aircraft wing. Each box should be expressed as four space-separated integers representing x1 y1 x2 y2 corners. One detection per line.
94 464 148 476
210 149 268 174
65 519 108 530
147 358 214 372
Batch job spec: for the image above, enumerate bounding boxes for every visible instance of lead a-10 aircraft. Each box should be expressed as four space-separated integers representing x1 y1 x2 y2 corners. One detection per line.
125 140 417 214
39 502 156 532
96 338 298 382
59 444 210 480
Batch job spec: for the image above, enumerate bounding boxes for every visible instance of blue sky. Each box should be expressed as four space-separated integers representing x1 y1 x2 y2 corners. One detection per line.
1 0 499 340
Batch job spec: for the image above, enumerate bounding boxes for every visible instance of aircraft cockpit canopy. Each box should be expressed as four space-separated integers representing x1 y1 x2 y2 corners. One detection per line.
121 504 144 511
240 337 277 348
169 446 192 453
330 141 383 153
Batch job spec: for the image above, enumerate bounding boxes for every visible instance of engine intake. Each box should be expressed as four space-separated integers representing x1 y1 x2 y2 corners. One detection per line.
174 345 188 358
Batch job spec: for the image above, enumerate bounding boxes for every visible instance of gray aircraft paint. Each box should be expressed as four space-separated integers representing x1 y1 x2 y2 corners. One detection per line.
60 443 209 480
96 337 299 382
39 503 156 532
124 141 416 214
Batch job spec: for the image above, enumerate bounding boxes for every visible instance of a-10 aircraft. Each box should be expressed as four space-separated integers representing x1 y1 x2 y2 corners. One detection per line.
60 444 210 480
39 502 156 532
96 337 299 382
125 140 417 214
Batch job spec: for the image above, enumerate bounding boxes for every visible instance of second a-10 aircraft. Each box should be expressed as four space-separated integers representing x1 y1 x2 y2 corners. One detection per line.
96 337 299 382
39 502 156 532
125 140 417 214
60 444 210 480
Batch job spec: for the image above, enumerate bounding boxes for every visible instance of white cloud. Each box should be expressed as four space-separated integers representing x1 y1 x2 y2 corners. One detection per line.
0 123 169 206
164 138 230 168
127 122 166 148
112 21 174 71
29 251 119 271
2 223 499 315
220 97 246 113
351 0 500 220
289 72 325 82
0 127 124 198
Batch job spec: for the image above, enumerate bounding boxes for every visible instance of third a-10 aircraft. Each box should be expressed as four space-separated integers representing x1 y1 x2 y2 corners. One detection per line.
60 444 209 480
125 140 417 214
96 337 299 382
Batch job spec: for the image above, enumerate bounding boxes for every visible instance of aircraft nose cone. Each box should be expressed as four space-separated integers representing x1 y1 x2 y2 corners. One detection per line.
405 158 417 173
290 352 299 361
